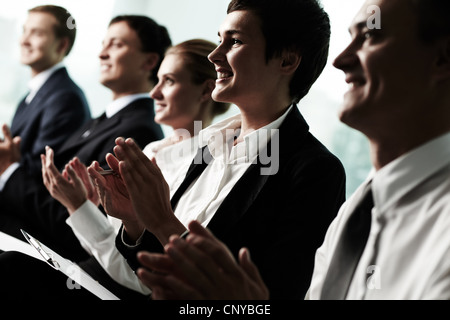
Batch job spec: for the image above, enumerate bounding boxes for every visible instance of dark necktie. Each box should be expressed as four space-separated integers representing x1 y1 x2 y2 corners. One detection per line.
170 146 212 210
320 182 374 300
81 113 107 139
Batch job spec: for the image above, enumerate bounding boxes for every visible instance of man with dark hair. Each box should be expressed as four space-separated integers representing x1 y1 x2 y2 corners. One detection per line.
309 0 450 300
1 5 90 177
109 15 171 85
100 0 345 300
0 15 169 263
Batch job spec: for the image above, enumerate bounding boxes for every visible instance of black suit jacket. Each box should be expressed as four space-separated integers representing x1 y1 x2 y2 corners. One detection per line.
116 106 346 299
11 67 91 176
54 98 162 169
0 98 164 261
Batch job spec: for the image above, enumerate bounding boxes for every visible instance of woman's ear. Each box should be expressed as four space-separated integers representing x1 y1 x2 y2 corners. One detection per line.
200 79 216 103
280 50 302 75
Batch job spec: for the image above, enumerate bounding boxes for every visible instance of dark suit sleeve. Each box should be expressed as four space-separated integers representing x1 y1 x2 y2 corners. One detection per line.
253 154 346 299
22 90 90 176
115 226 164 271
0 167 89 262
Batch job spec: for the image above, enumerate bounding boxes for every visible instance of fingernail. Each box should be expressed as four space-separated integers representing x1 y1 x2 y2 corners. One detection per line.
242 248 251 261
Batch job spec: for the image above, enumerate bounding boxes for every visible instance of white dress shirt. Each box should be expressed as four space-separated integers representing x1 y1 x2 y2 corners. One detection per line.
173 105 292 228
309 131 450 300
144 135 199 198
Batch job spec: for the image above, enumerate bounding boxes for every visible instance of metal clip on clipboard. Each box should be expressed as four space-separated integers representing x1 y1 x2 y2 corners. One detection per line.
21 229 60 270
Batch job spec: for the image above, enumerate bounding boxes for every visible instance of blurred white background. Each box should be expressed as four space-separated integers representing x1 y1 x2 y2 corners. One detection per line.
0 0 369 197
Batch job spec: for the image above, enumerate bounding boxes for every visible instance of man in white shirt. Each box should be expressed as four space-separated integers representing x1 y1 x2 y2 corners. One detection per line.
1 5 90 177
308 0 450 300
131 0 450 301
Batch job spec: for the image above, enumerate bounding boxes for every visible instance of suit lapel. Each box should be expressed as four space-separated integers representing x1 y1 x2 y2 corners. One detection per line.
58 98 152 153
170 146 212 209
10 96 29 135
207 107 310 236
207 159 270 236
27 68 68 110
11 68 68 135
60 113 119 152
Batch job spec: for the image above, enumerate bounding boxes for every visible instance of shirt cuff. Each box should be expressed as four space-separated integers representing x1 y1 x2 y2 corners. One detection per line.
66 200 114 243
120 227 146 248
0 162 20 192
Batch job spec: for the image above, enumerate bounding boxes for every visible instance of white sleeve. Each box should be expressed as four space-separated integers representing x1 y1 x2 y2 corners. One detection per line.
66 201 151 295
307 201 350 300
0 162 20 192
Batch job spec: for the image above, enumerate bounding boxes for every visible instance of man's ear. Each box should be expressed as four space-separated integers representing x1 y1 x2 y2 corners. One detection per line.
143 53 160 72
434 36 450 82
280 50 302 75
58 37 70 56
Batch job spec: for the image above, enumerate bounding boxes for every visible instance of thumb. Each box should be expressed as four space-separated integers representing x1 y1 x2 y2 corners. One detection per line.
13 136 21 147
2 124 12 141
239 248 264 283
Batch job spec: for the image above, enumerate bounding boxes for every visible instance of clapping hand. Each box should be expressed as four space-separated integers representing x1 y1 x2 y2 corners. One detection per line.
136 221 270 300
41 147 95 214
110 137 185 245
87 154 135 223
0 124 21 175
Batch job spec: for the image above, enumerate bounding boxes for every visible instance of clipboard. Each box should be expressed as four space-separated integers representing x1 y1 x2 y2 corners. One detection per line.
21 229 120 300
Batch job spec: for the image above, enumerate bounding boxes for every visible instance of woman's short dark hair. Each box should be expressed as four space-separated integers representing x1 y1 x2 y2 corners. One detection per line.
29 5 77 56
109 15 172 84
227 0 331 104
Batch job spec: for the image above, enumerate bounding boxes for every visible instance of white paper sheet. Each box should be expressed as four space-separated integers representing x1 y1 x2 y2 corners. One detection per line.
0 231 120 300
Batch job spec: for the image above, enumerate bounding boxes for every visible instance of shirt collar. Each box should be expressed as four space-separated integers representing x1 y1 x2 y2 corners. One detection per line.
27 62 65 103
105 93 151 118
198 104 293 162
372 131 450 215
